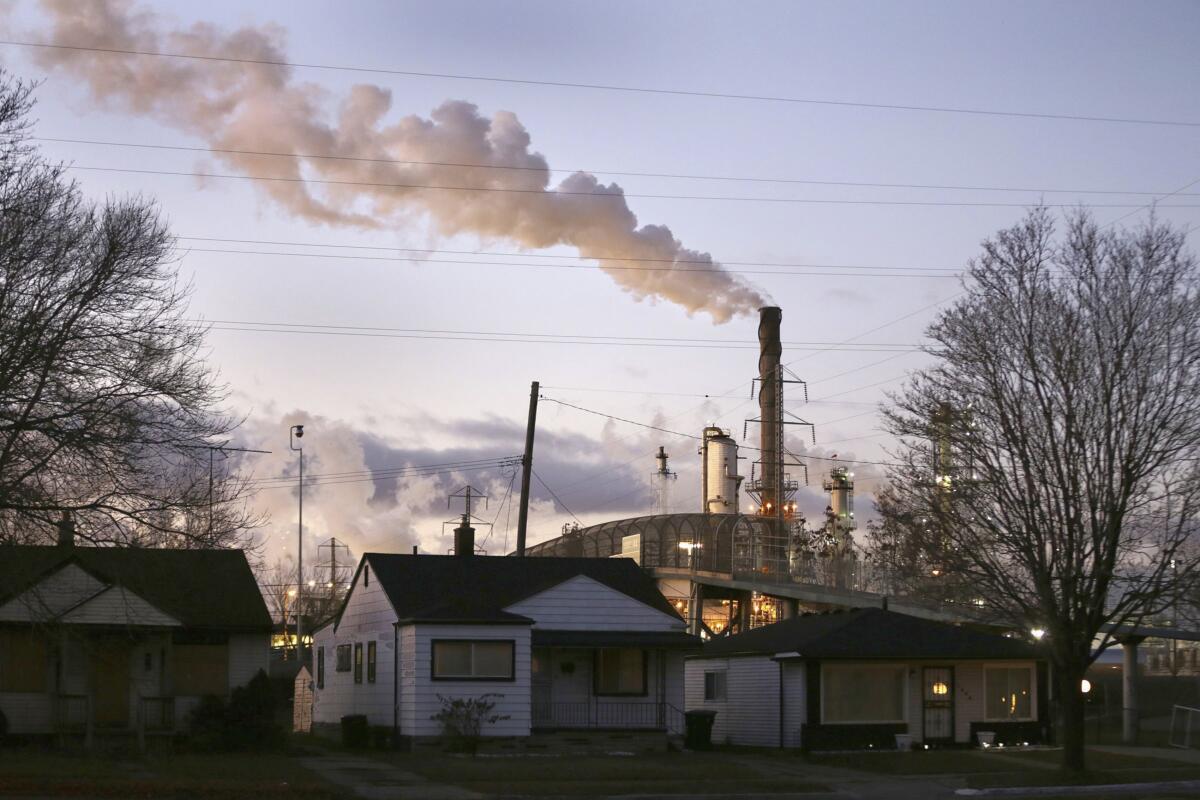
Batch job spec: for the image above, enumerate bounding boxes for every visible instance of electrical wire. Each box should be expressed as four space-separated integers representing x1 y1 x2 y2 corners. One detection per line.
65 165 1200 208
178 245 963 280
35 137 1200 196
175 235 965 272
531 469 582 523
6 40 1197 127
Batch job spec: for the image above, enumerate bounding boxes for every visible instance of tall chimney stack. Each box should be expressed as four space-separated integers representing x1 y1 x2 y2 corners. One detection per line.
757 307 783 522
454 516 475 557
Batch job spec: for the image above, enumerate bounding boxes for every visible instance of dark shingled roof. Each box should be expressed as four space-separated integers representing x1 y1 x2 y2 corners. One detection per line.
358 554 683 626
0 545 271 632
694 608 1042 661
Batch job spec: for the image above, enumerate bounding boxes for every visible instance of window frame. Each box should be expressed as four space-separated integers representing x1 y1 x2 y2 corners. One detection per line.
367 640 377 683
430 639 516 682
703 669 727 701
982 663 1037 722
317 646 325 689
335 643 351 672
354 642 363 684
820 662 909 725
593 648 648 697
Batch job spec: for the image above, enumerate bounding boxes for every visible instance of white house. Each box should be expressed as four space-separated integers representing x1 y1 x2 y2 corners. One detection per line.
0 543 272 741
685 608 1048 750
311 551 700 743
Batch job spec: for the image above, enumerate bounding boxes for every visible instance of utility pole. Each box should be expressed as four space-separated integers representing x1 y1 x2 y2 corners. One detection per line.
290 425 305 662
515 381 539 556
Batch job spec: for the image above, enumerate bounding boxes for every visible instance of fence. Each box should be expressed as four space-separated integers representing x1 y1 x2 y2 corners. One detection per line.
1169 705 1200 749
532 700 683 733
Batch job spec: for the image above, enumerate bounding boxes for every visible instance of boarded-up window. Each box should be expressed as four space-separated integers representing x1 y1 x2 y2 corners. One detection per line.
171 644 229 696
335 644 351 672
823 664 906 723
0 629 48 692
317 646 325 689
367 641 376 684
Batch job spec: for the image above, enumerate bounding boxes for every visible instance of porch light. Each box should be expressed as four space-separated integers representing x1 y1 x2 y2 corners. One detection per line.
932 681 949 696
1080 679 1092 694
1030 628 1046 640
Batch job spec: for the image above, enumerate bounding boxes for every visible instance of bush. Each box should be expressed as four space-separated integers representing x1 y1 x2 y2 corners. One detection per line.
186 669 284 751
370 725 392 750
0 707 8 742
430 694 509 754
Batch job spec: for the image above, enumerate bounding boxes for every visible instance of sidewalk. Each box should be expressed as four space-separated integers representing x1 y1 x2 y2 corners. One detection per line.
300 752 483 800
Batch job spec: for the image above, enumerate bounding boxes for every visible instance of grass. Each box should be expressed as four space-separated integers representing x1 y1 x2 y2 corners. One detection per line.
381 751 829 796
0 749 340 798
806 749 1029 774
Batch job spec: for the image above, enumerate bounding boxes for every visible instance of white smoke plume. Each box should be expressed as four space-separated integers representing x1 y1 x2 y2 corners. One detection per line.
26 0 767 322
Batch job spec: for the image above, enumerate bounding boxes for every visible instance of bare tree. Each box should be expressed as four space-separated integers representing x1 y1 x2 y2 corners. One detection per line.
880 208 1200 771
0 71 259 547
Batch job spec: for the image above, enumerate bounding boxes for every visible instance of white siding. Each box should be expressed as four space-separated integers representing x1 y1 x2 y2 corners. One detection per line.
59 586 181 628
406 623 531 738
955 662 984 743
0 692 53 733
780 662 806 747
312 563 398 727
0 564 106 622
685 656 781 747
504 575 684 632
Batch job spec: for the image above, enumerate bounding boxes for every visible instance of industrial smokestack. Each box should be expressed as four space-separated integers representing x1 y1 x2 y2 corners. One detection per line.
758 307 783 521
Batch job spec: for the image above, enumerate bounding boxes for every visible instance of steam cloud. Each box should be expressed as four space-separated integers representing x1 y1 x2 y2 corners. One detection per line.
28 0 767 322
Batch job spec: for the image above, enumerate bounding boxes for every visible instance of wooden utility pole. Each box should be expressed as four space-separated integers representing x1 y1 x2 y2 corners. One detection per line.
515 381 539 556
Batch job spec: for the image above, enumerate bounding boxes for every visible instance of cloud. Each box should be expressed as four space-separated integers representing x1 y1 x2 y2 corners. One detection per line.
28 0 769 323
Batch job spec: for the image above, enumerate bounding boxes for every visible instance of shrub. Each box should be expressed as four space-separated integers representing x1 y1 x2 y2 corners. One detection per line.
185 669 283 751
430 694 509 754
341 714 368 749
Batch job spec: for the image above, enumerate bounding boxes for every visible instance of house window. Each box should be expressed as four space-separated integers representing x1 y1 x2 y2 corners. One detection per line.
335 644 351 672
595 648 646 696
822 664 906 724
354 643 363 684
985 666 1034 720
367 641 377 683
0 630 48 693
431 640 515 681
703 670 727 701
171 644 229 696
317 647 325 689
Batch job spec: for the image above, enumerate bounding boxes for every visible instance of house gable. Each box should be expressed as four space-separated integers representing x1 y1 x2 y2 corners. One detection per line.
504 574 685 631
58 585 182 627
0 562 107 622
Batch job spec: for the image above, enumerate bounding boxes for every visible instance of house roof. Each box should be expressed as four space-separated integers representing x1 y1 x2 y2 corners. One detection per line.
694 608 1043 661
359 554 683 625
0 545 272 632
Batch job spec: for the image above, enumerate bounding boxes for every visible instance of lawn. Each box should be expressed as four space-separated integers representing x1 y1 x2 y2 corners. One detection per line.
382 751 830 796
807 748 1031 774
0 750 340 799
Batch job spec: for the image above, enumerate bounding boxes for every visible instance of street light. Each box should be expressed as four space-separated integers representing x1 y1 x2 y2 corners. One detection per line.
290 424 305 661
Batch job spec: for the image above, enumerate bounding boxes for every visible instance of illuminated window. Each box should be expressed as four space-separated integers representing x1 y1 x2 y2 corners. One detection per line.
931 681 949 696
354 643 363 684
984 666 1033 720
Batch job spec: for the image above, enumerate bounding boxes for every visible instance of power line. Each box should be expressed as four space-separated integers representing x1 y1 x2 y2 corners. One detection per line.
36 136 1200 197
193 318 925 349
6 40 1198 128
249 456 519 486
179 245 962 280
251 460 515 490
65 165 1200 208
532 469 581 523
175 235 965 272
203 322 928 352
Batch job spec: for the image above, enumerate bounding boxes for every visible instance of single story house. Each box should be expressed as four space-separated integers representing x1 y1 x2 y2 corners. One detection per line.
0 542 272 740
685 607 1048 750
311 550 701 743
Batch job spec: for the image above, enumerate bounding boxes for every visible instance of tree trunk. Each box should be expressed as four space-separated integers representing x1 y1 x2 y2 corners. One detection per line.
1057 662 1087 773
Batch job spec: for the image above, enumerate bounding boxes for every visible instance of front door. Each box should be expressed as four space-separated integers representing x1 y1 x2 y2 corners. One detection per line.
922 666 954 743
91 639 130 728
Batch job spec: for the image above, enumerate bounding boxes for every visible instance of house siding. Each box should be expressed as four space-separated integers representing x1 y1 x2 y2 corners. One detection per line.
504 575 684 632
688 655 1041 748
684 656 781 747
406 623 531 738
313 565 397 728
0 563 106 622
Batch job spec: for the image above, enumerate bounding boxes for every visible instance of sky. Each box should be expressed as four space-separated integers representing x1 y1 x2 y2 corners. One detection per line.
1 0 1197 568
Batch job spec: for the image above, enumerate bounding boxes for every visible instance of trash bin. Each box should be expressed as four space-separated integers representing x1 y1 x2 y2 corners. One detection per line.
341 714 369 749
684 709 717 750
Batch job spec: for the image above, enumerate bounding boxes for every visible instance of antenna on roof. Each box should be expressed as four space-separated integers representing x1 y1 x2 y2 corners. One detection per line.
443 486 492 557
